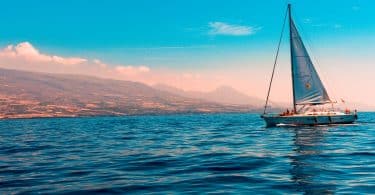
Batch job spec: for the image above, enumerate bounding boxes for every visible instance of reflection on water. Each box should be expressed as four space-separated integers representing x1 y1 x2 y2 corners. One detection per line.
290 127 335 194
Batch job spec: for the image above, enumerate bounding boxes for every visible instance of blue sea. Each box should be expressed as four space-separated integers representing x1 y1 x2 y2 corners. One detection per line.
0 113 374 194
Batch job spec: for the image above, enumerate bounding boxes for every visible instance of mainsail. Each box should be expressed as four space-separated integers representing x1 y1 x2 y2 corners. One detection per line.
290 19 331 105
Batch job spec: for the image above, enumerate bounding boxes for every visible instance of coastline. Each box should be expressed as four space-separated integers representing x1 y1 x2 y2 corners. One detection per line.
0 110 261 120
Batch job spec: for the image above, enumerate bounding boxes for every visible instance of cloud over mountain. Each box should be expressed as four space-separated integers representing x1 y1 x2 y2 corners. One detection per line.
0 42 87 65
0 42 237 94
0 42 151 78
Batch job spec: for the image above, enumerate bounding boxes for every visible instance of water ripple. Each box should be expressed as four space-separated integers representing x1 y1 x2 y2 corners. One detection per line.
0 113 374 194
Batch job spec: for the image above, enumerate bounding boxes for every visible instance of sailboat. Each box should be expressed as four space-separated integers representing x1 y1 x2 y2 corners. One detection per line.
261 4 358 127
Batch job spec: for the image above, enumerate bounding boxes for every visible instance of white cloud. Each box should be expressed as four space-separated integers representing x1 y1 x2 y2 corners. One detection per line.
92 59 150 75
0 42 151 80
115 65 150 75
52 56 87 65
0 42 87 65
208 22 260 36
138 66 150 72
93 59 107 68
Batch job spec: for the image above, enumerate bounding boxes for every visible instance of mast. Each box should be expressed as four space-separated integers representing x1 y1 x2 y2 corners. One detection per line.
288 4 297 113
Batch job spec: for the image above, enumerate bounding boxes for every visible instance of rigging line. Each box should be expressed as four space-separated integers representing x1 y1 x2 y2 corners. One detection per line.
263 6 289 114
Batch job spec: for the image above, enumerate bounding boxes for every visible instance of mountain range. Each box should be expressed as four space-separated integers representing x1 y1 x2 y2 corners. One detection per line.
0 68 261 119
153 84 285 108
153 84 262 106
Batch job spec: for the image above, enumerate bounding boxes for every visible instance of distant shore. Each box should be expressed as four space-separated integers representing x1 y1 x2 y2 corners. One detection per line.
0 111 263 120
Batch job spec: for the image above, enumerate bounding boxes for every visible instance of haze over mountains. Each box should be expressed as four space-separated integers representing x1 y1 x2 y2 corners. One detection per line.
0 68 262 119
1 67 371 119
154 84 266 107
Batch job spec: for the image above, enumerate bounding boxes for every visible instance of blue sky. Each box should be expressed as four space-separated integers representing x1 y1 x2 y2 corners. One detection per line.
0 0 372 67
0 0 374 106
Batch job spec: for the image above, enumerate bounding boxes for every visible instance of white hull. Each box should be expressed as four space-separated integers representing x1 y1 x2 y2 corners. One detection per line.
261 113 357 127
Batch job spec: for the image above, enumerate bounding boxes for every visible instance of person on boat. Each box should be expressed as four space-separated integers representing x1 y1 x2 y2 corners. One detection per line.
286 109 290 115
345 108 350 114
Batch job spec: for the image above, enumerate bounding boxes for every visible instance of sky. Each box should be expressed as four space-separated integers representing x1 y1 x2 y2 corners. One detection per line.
0 0 374 108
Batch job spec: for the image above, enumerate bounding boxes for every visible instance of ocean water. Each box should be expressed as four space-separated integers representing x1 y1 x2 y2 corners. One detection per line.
0 113 374 194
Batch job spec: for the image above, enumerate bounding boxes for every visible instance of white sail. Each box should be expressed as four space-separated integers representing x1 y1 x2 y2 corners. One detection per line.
290 19 331 105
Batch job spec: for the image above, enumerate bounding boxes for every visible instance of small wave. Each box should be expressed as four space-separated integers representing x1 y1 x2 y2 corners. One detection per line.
0 113 374 194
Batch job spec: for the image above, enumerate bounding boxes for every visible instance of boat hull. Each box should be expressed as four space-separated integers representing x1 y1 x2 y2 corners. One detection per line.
261 114 357 127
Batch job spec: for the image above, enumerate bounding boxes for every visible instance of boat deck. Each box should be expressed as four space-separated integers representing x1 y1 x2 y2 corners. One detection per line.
262 112 358 127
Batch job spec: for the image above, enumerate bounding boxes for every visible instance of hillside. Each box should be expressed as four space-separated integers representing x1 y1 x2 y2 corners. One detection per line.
0 68 256 119
153 84 284 108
